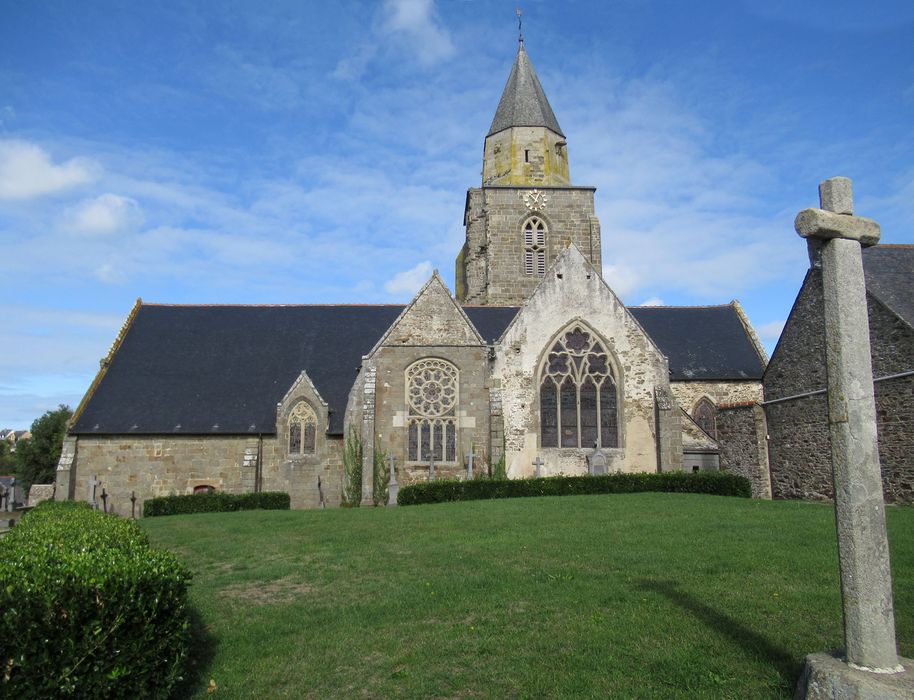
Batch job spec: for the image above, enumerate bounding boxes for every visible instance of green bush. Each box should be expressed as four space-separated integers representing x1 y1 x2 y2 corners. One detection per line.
143 491 291 517
341 431 362 507
398 471 751 506
0 501 191 698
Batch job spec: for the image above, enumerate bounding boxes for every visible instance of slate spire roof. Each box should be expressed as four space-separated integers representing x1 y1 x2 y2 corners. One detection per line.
487 41 564 137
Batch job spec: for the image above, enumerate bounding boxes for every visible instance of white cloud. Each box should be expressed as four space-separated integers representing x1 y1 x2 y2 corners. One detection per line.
638 297 664 307
67 193 144 236
601 263 641 299
379 0 455 66
384 260 433 297
0 139 96 200
757 320 786 343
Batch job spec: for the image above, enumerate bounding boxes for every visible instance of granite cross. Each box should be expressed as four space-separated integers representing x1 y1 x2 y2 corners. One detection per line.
795 177 901 674
100 488 108 514
130 491 137 519
533 456 544 479
386 454 399 506
88 475 99 510
466 447 475 480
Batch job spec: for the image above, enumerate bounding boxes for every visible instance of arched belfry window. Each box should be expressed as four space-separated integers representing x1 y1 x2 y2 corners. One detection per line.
289 401 317 454
523 216 547 276
540 326 619 448
693 398 717 439
406 358 458 463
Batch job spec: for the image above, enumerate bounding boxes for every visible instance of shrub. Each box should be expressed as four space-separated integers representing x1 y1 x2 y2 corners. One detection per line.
373 446 389 506
341 431 362 507
398 471 752 506
0 501 191 698
143 491 291 517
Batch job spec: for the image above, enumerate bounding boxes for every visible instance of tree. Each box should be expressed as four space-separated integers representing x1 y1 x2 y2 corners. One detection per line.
14 405 72 488
0 440 15 472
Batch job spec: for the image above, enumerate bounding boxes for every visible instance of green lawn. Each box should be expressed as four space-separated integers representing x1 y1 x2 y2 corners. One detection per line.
141 494 914 699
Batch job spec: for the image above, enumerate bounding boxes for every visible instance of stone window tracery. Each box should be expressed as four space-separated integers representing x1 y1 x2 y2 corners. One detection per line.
540 325 619 449
693 398 717 439
523 216 547 276
288 401 317 455
406 358 458 463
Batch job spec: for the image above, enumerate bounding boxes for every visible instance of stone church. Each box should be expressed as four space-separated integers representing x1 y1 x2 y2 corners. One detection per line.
55 42 773 515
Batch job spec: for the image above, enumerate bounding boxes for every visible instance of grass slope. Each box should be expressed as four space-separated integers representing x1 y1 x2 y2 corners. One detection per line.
142 494 914 699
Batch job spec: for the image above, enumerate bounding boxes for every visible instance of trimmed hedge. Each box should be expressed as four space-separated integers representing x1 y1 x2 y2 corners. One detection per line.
397 471 752 506
143 490 291 517
0 501 191 698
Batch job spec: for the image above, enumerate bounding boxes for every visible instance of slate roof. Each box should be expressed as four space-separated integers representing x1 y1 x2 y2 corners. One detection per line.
71 302 764 437
863 244 914 327
488 43 564 137
628 305 766 380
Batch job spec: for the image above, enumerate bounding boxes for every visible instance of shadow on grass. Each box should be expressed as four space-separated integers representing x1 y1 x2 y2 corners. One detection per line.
173 606 218 699
637 578 801 689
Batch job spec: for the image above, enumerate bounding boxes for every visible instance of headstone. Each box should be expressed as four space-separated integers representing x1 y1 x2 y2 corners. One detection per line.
387 454 398 506
26 484 54 508
588 445 608 476
100 488 108 514
532 456 544 478
317 476 325 509
88 475 99 510
793 177 912 697
428 452 436 482
7 477 16 511
130 491 137 519
466 448 475 480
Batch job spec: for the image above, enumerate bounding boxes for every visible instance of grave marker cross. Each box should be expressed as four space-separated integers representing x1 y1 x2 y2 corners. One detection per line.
387 454 399 507
795 177 901 674
533 456 544 479
88 475 99 510
466 448 475 480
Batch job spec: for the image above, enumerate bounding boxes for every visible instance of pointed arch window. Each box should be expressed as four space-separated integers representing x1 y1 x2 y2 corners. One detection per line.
693 398 717 439
523 216 547 276
540 326 618 448
406 358 458 463
289 401 317 455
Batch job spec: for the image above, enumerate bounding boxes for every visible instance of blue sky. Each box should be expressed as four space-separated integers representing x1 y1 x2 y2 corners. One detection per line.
1 0 912 428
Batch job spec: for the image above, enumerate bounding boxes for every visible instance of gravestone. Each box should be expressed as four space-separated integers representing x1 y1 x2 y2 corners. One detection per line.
588 446 608 475
466 448 474 480
88 475 99 510
26 484 54 508
428 453 436 482
387 454 398 506
532 456 544 478
794 177 913 698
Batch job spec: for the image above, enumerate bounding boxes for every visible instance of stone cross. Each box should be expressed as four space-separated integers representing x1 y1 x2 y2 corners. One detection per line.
466 448 475 480
387 454 398 507
100 488 108 514
317 476 325 509
533 456 544 479
130 491 137 519
795 177 901 673
7 478 15 511
428 452 436 482
88 475 99 510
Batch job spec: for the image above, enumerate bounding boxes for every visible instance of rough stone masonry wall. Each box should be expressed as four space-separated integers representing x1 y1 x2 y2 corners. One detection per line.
460 186 601 305
671 380 763 415
717 404 772 498
765 269 914 503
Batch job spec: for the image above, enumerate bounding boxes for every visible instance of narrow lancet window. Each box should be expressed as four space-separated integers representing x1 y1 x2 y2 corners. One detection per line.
523 216 547 276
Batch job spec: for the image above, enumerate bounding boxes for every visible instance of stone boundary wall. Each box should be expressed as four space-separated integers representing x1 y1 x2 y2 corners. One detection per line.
716 403 771 499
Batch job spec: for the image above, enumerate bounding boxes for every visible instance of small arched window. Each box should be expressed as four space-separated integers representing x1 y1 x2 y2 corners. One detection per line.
523 216 547 276
693 398 717 439
406 358 458 463
289 401 317 454
540 325 618 448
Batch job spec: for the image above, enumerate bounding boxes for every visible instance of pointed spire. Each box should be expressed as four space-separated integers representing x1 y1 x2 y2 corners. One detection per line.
487 43 564 138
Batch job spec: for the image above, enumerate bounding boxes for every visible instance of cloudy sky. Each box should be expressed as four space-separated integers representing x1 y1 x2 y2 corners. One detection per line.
1 0 913 428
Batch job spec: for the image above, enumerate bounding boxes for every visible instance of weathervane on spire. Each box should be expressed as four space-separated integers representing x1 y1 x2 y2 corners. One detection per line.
516 7 523 44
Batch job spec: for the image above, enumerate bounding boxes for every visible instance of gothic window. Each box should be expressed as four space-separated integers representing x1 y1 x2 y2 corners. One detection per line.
540 326 619 448
406 358 458 463
693 398 717 439
288 401 317 455
523 216 547 276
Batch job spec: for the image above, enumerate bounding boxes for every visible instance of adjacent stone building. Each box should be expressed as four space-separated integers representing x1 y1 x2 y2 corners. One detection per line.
56 41 772 515
764 244 914 504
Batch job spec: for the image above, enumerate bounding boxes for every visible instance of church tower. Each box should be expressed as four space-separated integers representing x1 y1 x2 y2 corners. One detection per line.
456 40 602 305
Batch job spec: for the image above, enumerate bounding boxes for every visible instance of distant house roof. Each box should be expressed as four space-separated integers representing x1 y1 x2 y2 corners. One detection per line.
71 301 764 437
863 244 914 327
